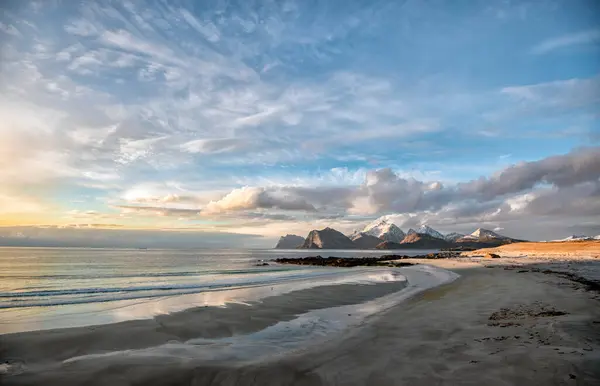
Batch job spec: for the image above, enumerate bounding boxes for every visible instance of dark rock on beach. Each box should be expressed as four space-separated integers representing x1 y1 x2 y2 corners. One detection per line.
274 251 463 267
274 255 415 267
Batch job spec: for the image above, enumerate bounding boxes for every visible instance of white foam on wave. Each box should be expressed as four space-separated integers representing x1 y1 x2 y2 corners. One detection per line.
1 267 406 308
63 264 459 365
0 266 408 334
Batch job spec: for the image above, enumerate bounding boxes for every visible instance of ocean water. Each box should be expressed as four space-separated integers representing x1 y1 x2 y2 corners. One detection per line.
0 247 439 334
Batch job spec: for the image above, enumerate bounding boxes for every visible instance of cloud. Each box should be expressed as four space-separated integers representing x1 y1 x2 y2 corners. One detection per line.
64 18 99 37
181 138 254 154
344 147 600 219
0 226 263 248
117 136 168 164
204 187 316 214
120 182 197 202
131 193 189 204
280 186 356 209
179 9 220 42
532 29 600 54
115 205 201 217
501 76 600 110
100 29 185 67
68 52 105 73
521 182 600 217
68 125 117 146
62 223 124 229
112 147 600 230
458 147 600 199
0 22 21 36
81 170 120 181
347 169 434 215
116 186 318 218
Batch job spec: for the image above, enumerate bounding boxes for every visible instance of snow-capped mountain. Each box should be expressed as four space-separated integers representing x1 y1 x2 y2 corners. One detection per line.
551 235 593 242
416 225 444 240
455 228 520 246
406 228 417 236
443 232 464 242
400 232 452 248
354 217 405 243
461 228 508 240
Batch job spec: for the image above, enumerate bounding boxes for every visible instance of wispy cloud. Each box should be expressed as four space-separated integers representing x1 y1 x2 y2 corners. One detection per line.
64 18 99 37
179 8 220 43
496 76 600 118
0 21 21 36
532 29 600 54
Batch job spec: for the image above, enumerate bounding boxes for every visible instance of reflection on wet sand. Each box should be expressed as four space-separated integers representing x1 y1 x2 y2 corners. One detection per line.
1 267 407 334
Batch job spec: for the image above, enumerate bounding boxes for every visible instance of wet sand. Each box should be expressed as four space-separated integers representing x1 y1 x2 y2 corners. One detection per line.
2 259 600 386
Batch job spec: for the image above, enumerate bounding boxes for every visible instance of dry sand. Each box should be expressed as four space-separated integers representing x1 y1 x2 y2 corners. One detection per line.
460 240 600 259
2 257 600 386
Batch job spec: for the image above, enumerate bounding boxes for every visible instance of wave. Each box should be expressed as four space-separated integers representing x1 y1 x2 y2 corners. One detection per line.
0 267 292 280
0 269 407 309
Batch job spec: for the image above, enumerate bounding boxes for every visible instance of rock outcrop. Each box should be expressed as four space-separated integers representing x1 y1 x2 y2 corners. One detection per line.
275 255 414 267
484 253 501 259
274 234 305 249
300 227 357 249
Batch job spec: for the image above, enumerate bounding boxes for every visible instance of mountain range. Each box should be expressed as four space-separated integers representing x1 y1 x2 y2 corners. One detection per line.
549 235 600 242
274 217 525 249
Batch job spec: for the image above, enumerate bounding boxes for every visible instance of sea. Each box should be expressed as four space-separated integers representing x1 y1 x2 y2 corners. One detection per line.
0 247 439 335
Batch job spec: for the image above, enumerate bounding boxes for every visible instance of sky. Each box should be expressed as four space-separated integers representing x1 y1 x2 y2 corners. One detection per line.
1 0 599 248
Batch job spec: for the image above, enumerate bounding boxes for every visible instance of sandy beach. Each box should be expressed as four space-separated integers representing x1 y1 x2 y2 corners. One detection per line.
460 240 600 259
2 254 599 386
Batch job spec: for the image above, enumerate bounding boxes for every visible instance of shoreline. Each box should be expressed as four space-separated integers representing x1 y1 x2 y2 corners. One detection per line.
1 264 457 384
0 263 418 335
2 256 599 385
